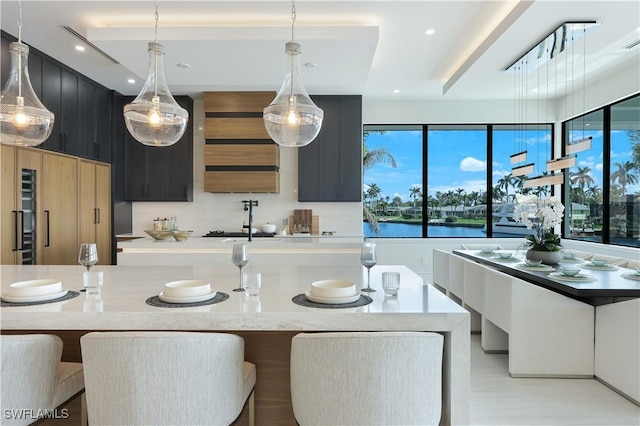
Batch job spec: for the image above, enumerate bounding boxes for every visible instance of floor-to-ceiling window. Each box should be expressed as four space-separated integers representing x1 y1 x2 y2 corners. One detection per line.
363 123 552 238
609 96 639 247
563 93 639 248
565 109 604 243
363 126 423 237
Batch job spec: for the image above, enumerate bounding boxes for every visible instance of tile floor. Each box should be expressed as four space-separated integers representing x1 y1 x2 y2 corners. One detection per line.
43 334 640 425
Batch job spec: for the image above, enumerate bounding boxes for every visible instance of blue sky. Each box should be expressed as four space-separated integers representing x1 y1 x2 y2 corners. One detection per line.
363 128 637 203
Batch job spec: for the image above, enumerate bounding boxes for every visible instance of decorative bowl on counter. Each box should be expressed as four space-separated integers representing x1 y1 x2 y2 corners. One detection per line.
163 280 211 298
145 230 173 240
241 227 259 235
261 223 277 234
170 230 192 241
8 279 63 297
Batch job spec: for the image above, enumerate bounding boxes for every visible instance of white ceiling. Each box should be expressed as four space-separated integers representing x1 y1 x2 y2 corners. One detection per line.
1 1 639 101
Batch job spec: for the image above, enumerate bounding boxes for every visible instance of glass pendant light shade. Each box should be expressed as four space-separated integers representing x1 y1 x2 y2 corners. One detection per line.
263 42 323 147
0 42 54 146
124 42 188 147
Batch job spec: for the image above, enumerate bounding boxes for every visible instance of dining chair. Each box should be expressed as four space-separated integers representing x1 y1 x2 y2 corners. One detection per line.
80 331 256 425
290 331 444 425
1 334 85 426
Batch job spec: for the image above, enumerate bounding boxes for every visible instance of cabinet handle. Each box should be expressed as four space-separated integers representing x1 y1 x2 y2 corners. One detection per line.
45 210 50 247
96 208 101 224
18 210 25 251
12 211 18 252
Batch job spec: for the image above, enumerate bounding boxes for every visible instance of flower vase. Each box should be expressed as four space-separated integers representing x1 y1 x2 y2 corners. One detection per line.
526 249 562 265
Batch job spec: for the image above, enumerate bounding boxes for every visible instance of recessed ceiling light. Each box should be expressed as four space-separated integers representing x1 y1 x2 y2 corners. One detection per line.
305 62 317 68
127 79 136 84
75 45 85 52
425 29 436 35
177 63 191 69
393 89 400 94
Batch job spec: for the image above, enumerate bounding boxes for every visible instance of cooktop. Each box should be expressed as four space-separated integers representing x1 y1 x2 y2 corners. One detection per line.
203 230 276 238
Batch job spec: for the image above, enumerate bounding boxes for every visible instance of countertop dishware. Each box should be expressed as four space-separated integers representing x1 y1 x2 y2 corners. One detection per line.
2 289 68 303
163 280 211 298
304 291 360 305
310 280 356 298
158 291 217 304
145 230 173 240
360 241 377 292
7 279 62 297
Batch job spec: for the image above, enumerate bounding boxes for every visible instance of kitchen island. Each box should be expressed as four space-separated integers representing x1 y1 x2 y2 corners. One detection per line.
0 264 469 425
117 235 364 266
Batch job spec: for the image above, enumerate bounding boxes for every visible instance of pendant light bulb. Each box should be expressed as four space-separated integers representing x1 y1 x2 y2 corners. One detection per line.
1 41 54 146
263 5 323 148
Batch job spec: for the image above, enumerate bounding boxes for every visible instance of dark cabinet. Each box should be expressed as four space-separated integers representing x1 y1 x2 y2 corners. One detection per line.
124 95 193 202
298 95 362 202
2 31 112 163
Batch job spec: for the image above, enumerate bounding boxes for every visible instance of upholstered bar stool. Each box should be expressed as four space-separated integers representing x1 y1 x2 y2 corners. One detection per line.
290 331 444 426
80 331 256 426
1 334 85 426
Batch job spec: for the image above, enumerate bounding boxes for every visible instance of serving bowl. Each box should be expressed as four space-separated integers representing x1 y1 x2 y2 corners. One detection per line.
241 227 259 235
590 259 608 266
8 279 63 297
480 248 495 254
524 259 543 266
170 230 192 241
560 250 576 259
261 223 277 234
496 252 513 259
310 280 356 298
145 229 173 240
163 280 211 298
560 266 581 277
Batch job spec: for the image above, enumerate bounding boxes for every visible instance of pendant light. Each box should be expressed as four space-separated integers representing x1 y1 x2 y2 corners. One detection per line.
263 1 323 148
124 1 188 147
0 1 54 147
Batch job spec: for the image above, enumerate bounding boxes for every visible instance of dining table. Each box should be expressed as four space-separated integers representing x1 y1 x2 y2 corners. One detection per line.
0 263 470 426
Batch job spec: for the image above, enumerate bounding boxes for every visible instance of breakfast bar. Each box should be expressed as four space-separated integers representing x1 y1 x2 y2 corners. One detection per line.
0 264 470 425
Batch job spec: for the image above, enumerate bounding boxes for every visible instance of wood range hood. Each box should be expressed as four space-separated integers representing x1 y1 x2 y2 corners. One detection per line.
203 91 279 193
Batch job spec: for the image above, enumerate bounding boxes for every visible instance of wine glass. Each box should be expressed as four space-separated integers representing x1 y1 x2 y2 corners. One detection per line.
360 241 377 292
78 243 98 271
231 243 249 292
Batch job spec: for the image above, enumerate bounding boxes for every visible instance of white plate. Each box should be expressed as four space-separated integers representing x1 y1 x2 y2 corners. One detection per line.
158 291 217 304
304 291 361 305
493 256 519 262
549 272 595 282
621 273 640 281
8 279 63 297
1 289 69 303
581 264 617 271
517 263 555 272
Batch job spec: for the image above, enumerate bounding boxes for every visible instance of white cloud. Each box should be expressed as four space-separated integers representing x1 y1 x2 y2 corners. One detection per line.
595 163 603 172
460 157 486 172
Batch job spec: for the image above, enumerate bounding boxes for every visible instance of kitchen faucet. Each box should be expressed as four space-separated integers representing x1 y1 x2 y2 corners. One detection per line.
242 200 259 241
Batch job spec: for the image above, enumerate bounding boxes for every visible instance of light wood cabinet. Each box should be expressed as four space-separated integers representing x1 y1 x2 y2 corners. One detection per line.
1 146 43 265
1 146 110 265
79 160 111 265
41 152 78 265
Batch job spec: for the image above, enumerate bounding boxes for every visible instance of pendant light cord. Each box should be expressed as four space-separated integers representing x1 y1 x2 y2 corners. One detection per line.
153 1 159 97
17 0 23 97
289 1 297 100
291 1 296 42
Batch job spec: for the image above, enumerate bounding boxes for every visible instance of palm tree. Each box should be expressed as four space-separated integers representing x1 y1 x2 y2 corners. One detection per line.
569 166 594 191
611 161 638 198
496 174 516 203
409 186 422 209
367 183 382 214
363 146 397 171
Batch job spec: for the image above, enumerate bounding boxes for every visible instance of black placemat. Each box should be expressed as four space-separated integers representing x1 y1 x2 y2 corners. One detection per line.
1 290 80 307
146 292 229 308
292 293 373 309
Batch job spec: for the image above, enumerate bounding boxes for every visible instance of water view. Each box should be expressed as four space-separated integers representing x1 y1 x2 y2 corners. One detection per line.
364 222 488 238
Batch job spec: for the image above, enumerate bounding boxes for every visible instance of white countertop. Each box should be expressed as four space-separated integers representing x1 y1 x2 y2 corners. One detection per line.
0 264 467 331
